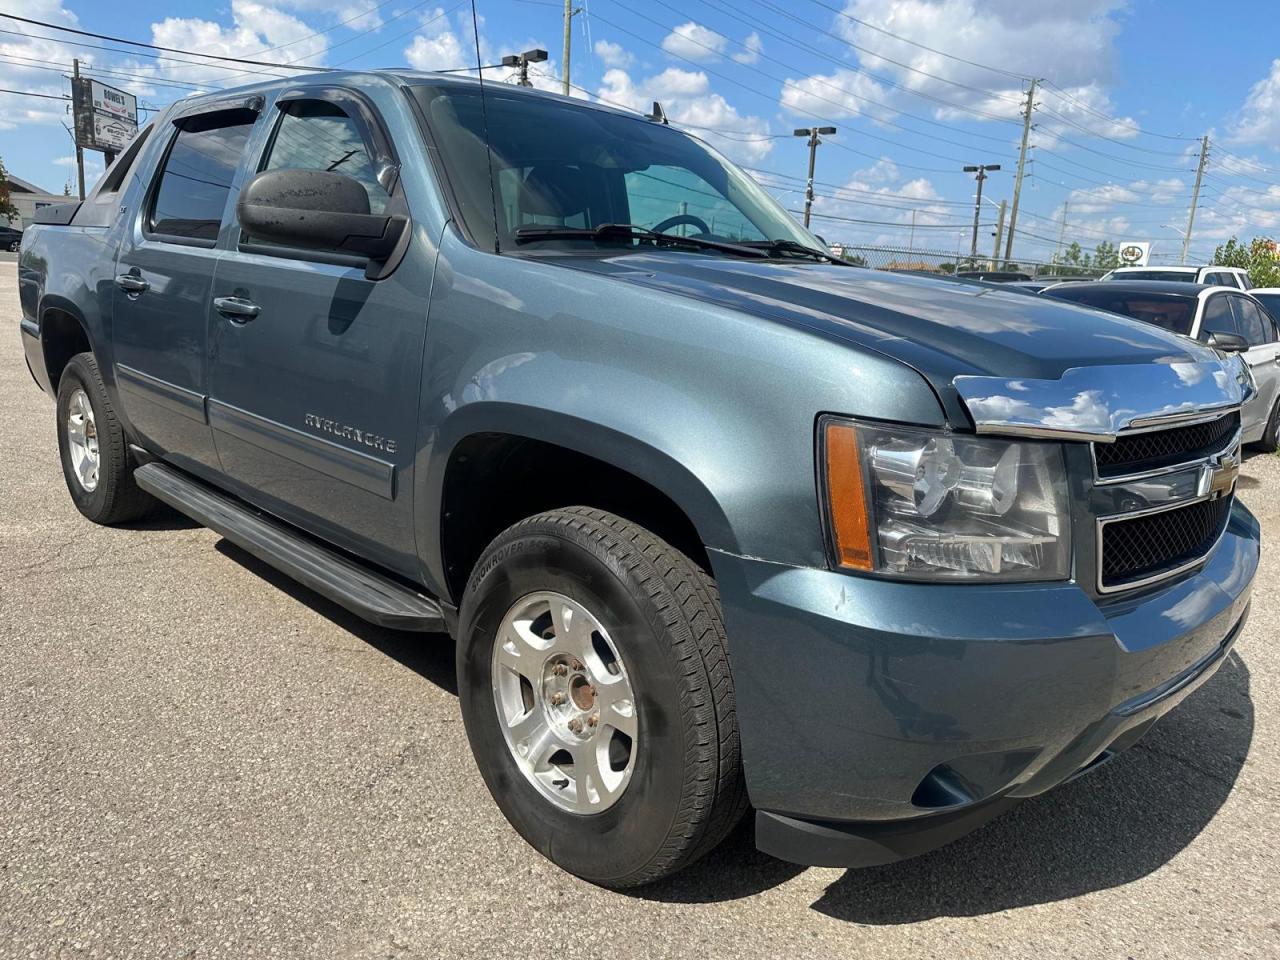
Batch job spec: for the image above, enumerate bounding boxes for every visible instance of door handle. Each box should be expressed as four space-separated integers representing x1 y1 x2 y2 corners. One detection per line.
213 296 262 322
114 274 149 293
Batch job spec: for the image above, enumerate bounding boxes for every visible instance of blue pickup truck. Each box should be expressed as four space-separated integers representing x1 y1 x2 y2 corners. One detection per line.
18 71 1259 887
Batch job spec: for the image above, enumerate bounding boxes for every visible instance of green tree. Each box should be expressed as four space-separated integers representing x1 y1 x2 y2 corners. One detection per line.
0 156 19 225
1094 241 1119 270
1212 236 1280 287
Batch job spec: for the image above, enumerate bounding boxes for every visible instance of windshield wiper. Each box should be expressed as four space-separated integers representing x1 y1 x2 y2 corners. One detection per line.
740 238 850 265
513 223 768 259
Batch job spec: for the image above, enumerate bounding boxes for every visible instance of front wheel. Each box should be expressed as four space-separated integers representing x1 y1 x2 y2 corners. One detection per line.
458 507 746 887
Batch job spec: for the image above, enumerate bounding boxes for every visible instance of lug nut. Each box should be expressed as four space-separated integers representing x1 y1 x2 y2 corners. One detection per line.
553 664 568 677
568 718 583 733
550 692 566 706
587 714 598 728
571 659 584 672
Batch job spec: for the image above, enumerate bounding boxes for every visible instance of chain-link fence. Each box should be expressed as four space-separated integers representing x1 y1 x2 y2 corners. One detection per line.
827 244 1107 279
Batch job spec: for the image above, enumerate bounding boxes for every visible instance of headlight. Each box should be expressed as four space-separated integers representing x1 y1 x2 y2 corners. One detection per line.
821 417 1072 581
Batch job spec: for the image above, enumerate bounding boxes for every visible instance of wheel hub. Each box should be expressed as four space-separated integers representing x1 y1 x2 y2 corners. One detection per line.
492 592 638 813
65 388 100 493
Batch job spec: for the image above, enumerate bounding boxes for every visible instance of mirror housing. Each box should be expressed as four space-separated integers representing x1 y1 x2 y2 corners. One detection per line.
1205 331 1249 353
236 168 408 269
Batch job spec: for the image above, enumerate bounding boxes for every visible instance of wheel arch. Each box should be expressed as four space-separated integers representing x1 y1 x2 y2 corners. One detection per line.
423 402 735 604
39 297 96 393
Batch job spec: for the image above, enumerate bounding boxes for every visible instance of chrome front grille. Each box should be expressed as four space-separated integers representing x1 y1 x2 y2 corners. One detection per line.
1093 411 1240 480
1100 496 1233 590
1092 412 1240 593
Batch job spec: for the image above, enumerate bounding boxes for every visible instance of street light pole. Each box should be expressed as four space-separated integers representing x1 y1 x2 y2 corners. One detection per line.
794 126 836 229
963 163 1000 261
501 48 548 87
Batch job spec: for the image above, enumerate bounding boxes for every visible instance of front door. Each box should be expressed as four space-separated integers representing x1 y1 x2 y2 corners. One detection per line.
112 106 260 476
206 90 430 576
1232 296 1280 439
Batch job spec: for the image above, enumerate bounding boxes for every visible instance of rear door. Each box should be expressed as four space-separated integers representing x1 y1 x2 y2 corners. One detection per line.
1233 296 1280 439
206 87 430 576
112 103 260 476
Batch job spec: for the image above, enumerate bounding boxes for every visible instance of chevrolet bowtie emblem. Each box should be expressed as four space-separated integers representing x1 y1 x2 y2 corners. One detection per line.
1198 448 1240 499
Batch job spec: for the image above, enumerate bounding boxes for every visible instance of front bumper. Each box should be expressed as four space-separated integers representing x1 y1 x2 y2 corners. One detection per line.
711 500 1259 868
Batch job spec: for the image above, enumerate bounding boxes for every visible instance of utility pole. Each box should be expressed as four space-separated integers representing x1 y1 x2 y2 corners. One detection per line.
1004 77 1038 263
794 126 836 229
501 48 548 87
72 58 85 201
561 1 582 96
908 209 916 260
1183 135 1210 265
991 199 1007 268
1055 199 1070 262
964 163 1000 260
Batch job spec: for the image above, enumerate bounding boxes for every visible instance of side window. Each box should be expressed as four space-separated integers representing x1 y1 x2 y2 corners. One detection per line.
1206 271 1232 287
1234 298 1270 346
1238 272 1253 290
259 101 390 215
149 109 257 242
1198 295 1238 341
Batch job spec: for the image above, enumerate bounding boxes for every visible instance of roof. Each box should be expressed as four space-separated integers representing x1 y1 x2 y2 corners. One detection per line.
5 173 54 195
1109 265 1244 273
1047 280 1211 297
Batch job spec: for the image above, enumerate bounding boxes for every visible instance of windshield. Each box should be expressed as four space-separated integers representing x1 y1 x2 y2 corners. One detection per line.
1103 269 1196 283
409 83 819 254
1044 288 1197 335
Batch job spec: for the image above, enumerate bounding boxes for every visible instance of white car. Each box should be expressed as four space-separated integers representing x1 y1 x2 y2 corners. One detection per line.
1099 265 1252 289
1043 280 1280 450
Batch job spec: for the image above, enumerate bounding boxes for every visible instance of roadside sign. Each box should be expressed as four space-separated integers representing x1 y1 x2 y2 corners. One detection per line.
89 80 137 125
1119 241 1151 267
71 77 138 155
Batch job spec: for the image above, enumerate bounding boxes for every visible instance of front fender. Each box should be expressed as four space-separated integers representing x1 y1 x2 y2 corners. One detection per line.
414 231 945 595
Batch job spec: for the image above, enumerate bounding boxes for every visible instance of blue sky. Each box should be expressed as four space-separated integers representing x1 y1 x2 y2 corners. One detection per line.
3 0 1280 264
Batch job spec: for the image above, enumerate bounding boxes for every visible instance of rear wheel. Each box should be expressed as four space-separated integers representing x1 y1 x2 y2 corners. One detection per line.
458 507 746 887
55 352 154 524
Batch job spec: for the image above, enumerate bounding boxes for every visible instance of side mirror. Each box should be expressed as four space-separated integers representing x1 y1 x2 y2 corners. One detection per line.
1205 331 1249 353
236 168 407 267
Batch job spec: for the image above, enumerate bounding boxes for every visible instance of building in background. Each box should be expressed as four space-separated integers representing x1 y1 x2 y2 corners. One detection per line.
6 175 65 230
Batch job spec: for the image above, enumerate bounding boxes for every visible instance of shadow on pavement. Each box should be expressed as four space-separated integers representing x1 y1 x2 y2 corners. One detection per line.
211 536 1254 915
212 539 458 695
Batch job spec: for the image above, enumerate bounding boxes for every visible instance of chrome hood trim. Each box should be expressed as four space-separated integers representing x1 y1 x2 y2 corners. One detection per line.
954 356 1254 442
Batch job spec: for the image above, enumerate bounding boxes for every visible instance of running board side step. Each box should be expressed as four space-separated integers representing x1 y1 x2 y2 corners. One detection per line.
134 462 446 632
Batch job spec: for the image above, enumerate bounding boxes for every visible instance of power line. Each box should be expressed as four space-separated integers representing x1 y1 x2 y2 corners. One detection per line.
797 0 1027 82
0 12 331 72
0 87 69 101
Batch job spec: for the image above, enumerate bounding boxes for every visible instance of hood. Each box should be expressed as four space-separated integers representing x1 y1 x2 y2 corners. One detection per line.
552 253 1212 389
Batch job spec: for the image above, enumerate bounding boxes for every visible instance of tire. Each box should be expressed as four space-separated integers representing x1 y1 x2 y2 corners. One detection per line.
55 352 154 524
458 507 747 888
1255 399 1280 454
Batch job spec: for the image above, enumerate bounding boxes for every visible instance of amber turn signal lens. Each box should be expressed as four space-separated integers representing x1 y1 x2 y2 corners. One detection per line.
824 420 873 570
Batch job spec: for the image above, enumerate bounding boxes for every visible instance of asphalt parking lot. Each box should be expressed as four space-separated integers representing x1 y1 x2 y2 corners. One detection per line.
2 258 1277 959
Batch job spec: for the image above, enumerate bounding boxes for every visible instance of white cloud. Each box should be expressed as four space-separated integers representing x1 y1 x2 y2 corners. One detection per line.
0 1 87 130
594 39 633 69
661 22 727 62
1230 60 1280 143
597 67 775 162
782 0 1131 136
147 0 328 88
780 67 889 121
732 32 763 65
403 9 466 71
